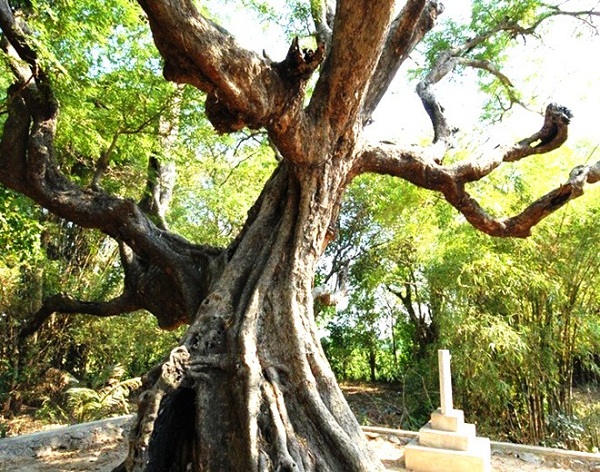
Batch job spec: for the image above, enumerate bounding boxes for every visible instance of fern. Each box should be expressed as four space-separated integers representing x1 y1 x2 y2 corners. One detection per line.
66 365 141 423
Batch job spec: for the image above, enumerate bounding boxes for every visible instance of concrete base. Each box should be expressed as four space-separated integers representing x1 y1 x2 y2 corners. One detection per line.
419 422 476 451
404 437 491 472
431 408 464 432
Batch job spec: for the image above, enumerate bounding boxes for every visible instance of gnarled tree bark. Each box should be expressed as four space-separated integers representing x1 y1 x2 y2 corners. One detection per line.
125 160 384 471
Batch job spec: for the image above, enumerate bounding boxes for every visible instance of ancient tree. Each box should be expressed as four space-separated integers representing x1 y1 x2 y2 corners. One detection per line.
1 0 599 470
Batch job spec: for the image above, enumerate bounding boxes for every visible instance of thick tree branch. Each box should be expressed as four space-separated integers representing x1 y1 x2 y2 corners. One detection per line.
137 0 263 96
353 143 448 189
310 0 334 53
137 0 318 135
139 154 176 230
18 232 225 337
355 103 597 238
0 1 39 75
0 10 174 267
18 292 140 339
136 0 325 168
0 4 226 328
363 0 444 120
0 84 184 270
416 51 458 146
307 0 396 142
441 162 599 238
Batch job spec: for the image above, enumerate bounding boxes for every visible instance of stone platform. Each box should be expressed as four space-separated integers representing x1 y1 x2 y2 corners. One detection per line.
404 408 490 472
404 350 491 472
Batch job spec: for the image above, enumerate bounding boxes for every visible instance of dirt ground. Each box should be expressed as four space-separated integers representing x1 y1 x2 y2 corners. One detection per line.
1 383 598 471
0 416 598 472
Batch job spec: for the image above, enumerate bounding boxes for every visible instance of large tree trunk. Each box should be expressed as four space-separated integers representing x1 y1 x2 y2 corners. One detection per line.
124 161 385 471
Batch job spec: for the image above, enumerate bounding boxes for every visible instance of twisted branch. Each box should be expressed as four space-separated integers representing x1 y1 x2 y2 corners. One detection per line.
356 104 598 238
415 3 599 149
18 292 139 339
0 1 225 330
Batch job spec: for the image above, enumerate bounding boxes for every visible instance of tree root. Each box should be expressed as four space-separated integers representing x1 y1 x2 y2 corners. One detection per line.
124 346 190 472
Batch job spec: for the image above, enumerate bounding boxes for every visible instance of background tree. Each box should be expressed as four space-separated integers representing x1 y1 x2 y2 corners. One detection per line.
433 197 600 448
0 1 599 471
317 147 600 445
317 173 440 379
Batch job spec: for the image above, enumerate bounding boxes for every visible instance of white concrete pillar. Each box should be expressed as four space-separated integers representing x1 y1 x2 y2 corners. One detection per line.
438 349 453 414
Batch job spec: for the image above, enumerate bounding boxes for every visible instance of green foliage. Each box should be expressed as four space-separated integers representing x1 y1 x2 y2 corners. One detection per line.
0 188 44 265
170 132 277 245
435 197 600 446
69 314 185 380
574 389 600 452
418 0 543 70
409 0 561 120
4 0 198 199
545 413 586 450
321 139 600 449
319 173 441 382
217 0 312 41
66 365 141 423
0 0 278 422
